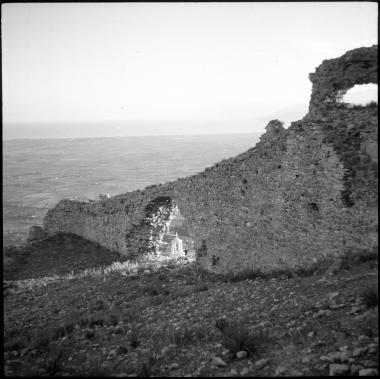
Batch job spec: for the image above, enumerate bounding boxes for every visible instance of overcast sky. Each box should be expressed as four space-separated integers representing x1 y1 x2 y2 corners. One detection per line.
2 2 378 139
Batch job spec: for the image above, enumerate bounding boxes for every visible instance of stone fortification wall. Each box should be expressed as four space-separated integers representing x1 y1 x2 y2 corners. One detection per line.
43 45 378 274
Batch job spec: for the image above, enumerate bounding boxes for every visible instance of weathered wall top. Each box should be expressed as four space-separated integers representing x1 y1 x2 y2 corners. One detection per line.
309 45 378 113
42 45 378 274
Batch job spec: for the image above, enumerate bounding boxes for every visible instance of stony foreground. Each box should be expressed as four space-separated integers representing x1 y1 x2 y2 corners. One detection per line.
3 238 378 377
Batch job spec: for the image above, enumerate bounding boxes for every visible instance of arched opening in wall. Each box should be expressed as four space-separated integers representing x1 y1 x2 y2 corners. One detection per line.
158 205 196 259
143 196 195 260
339 83 378 106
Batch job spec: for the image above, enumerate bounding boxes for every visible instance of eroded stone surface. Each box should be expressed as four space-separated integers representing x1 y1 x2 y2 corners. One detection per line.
42 45 378 274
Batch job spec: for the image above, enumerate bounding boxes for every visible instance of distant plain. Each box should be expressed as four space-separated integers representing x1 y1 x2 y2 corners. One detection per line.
3 133 260 245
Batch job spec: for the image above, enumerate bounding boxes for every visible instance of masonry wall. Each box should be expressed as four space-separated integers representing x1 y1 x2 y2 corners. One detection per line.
43 45 378 274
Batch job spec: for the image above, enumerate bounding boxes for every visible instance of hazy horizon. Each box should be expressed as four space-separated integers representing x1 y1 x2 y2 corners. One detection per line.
2 123 262 141
2 2 378 139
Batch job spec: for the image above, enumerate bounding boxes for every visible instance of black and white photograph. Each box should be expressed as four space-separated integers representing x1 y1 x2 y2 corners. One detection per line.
3 2 378 377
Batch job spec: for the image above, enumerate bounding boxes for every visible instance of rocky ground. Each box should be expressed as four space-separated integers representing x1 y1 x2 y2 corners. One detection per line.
3 235 379 377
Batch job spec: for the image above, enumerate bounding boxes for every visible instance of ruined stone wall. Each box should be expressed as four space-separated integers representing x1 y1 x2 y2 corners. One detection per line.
43 45 378 274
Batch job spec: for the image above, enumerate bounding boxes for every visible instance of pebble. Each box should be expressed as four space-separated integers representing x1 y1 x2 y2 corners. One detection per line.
211 356 227 367
161 346 171 355
253 358 270 369
358 368 379 376
329 363 350 376
275 366 287 376
308 331 314 337
230 368 238 375
236 351 248 359
349 306 363 314
108 349 117 358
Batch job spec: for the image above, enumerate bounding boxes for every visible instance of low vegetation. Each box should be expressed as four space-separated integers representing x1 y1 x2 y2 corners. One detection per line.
3 238 379 377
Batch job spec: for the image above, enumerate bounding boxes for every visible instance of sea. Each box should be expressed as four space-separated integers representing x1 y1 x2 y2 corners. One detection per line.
3 133 260 246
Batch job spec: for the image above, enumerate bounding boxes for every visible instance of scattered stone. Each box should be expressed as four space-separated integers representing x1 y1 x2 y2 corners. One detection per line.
302 357 310 364
161 346 171 355
308 331 315 337
329 301 343 310
329 363 350 376
108 349 117 358
351 365 364 375
240 367 250 375
349 306 363 314
236 351 248 359
289 369 303 376
313 309 331 318
230 368 238 375
360 360 378 368
368 344 378 354
352 347 368 357
321 352 342 363
358 368 379 376
339 351 350 362
169 363 179 370
116 346 128 355
211 356 227 367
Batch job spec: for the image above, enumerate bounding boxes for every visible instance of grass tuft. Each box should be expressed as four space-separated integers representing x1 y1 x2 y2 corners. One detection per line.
215 317 229 332
4 336 28 352
217 320 267 356
194 283 209 292
170 327 194 346
361 287 378 308
130 328 140 348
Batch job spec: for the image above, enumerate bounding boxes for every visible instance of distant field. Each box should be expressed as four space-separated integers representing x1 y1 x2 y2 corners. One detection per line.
3 133 260 246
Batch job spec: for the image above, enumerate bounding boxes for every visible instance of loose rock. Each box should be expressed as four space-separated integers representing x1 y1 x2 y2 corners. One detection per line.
211 356 227 367
358 368 379 376
253 358 270 370
236 351 248 359
329 364 350 376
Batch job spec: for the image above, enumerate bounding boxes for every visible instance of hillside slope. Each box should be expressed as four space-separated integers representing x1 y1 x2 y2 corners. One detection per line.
4 239 378 376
